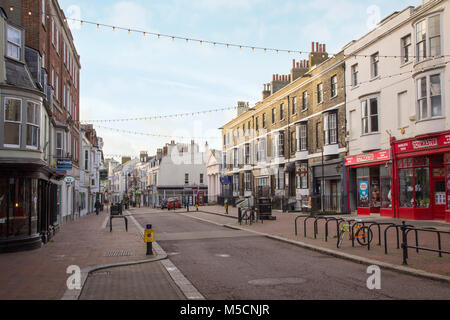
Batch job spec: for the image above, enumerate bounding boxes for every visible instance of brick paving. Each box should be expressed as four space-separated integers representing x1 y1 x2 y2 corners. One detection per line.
79 262 185 300
0 207 170 300
184 205 450 277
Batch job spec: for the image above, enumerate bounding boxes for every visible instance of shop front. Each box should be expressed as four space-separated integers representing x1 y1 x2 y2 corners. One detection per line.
345 150 392 217
392 131 450 222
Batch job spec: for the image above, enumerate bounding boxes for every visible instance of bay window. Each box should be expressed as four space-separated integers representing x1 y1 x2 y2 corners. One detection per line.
417 73 442 120
361 97 379 134
4 98 22 147
26 102 40 149
416 15 441 61
56 131 64 158
6 25 22 60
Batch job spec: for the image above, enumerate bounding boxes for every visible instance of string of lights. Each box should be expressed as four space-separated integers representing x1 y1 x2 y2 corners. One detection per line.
80 59 449 123
80 106 237 123
93 124 220 140
8 4 450 59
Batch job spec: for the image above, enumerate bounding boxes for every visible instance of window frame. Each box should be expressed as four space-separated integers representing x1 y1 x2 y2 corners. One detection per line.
401 34 412 64
3 97 22 148
25 101 40 150
371 52 379 78
6 24 22 61
292 97 297 115
324 111 338 145
330 75 338 98
317 83 323 104
351 64 358 87
415 14 442 62
302 91 308 110
361 96 379 135
416 71 443 121
280 104 285 121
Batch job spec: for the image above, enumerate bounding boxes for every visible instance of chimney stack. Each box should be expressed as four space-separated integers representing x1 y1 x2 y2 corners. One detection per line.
309 41 329 68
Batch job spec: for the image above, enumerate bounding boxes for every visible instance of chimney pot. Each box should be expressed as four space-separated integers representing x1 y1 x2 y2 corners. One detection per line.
311 42 315 52
316 42 319 52
292 59 296 68
323 44 326 52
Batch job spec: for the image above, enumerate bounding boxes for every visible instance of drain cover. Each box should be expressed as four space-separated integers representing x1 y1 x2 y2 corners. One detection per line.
248 278 306 286
104 250 132 257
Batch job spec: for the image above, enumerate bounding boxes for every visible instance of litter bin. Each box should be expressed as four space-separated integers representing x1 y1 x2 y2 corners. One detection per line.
256 197 275 220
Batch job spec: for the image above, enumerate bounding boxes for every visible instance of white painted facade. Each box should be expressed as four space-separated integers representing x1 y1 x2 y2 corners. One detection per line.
206 149 222 203
345 0 449 155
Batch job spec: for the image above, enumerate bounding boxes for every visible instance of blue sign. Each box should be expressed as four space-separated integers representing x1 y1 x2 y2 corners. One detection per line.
220 176 232 185
57 158 73 171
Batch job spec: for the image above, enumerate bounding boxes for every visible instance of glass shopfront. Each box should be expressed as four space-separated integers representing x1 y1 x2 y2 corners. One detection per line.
355 164 391 215
0 178 39 240
446 153 450 212
396 155 446 220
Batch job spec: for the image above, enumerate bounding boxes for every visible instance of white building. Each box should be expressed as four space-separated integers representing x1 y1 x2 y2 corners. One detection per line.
344 0 450 221
206 149 222 203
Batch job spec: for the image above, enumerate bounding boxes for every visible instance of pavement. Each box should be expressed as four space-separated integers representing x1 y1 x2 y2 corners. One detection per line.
0 207 186 300
188 205 450 278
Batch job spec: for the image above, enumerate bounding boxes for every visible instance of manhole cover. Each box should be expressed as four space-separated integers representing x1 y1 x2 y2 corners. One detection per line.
104 250 132 257
248 278 306 286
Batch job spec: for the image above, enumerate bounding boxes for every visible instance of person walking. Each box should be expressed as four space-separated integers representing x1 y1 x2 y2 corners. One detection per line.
95 200 101 215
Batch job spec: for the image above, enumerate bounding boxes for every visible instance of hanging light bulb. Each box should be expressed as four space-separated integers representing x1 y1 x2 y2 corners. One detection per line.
172 36 174 41
128 29 131 34
28 11 32 16
97 24 100 29
112 26 115 32
158 34 160 39
9 7 13 12
200 40 203 45
143 32 146 37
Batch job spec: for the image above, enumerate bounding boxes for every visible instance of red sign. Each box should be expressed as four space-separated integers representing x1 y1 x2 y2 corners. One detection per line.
394 133 450 153
345 150 391 166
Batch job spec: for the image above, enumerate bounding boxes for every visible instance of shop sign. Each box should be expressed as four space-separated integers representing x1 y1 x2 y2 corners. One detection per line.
394 133 450 153
57 158 73 171
345 150 390 166
64 176 76 184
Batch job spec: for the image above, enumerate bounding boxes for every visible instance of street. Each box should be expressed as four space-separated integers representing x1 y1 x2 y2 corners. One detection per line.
130 208 450 300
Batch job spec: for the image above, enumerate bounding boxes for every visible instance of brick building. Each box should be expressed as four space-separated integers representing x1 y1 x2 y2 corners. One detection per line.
20 0 81 222
221 43 347 212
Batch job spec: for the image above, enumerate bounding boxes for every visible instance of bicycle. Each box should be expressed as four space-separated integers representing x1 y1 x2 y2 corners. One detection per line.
240 207 255 225
337 219 373 248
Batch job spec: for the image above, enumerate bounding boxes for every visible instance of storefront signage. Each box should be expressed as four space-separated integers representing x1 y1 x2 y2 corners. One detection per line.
394 133 450 153
56 158 73 171
64 176 75 183
345 150 390 166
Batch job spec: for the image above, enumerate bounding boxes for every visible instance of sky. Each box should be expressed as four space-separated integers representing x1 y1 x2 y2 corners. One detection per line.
58 0 422 160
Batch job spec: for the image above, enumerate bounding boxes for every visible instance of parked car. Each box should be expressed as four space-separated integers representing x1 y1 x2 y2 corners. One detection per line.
167 197 181 210
160 199 168 209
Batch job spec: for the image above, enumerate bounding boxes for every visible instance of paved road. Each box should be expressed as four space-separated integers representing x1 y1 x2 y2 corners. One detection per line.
134 210 450 300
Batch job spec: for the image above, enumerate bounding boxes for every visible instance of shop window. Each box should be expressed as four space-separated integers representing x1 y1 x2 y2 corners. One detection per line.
380 165 392 209
399 169 414 208
398 157 431 208
415 168 430 208
357 167 370 208
445 153 450 210
370 166 380 208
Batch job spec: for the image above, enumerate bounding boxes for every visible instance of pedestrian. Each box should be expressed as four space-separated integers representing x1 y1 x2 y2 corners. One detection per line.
95 200 101 215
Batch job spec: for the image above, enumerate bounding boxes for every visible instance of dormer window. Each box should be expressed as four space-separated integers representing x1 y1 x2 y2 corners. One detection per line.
6 25 22 60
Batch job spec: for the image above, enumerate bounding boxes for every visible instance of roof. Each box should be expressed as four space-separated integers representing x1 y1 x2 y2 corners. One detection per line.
5 59 36 90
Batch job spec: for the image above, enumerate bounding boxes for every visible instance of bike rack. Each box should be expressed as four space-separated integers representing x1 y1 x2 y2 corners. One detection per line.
400 222 450 265
303 215 317 238
313 217 330 239
294 215 311 236
367 222 398 251
350 220 379 247
324 217 345 242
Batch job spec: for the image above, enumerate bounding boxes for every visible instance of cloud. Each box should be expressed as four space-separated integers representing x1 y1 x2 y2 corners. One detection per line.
108 1 151 30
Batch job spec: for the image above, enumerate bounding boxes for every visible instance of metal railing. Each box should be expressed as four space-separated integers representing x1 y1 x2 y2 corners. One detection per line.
400 221 450 265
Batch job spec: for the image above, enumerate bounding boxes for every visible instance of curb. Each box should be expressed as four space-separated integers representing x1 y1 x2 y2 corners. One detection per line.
198 209 238 219
177 211 450 284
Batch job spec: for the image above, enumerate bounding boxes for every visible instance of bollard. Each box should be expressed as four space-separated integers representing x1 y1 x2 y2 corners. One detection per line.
401 221 408 265
196 203 199 211
145 224 154 255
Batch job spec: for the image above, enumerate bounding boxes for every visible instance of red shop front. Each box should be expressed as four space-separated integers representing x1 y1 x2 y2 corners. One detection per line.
391 131 450 222
345 150 393 217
